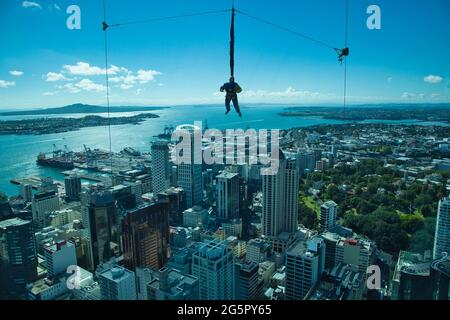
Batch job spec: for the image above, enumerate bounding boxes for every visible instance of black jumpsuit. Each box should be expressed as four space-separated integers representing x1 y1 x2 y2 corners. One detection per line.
220 82 241 114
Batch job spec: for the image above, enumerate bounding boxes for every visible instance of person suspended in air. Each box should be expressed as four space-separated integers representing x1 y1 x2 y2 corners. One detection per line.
337 47 349 62
220 76 242 117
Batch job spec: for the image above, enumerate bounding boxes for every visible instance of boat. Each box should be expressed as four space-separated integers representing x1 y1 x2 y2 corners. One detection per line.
36 152 74 169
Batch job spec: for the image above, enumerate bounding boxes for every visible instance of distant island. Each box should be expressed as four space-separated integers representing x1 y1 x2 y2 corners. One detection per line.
279 104 450 124
0 103 168 116
0 113 159 135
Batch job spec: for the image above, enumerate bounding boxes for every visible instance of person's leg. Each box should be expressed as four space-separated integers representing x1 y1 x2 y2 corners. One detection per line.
232 95 241 116
225 96 231 114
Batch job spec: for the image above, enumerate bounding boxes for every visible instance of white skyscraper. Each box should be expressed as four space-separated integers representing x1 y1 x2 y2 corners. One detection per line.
98 266 137 300
175 124 203 208
285 237 325 300
320 200 338 231
192 239 235 300
434 197 450 259
151 141 170 194
216 171 240 221
262 151 299 240
32 191 60 229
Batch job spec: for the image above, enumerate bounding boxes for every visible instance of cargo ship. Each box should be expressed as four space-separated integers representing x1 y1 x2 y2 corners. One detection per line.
36 152 74 169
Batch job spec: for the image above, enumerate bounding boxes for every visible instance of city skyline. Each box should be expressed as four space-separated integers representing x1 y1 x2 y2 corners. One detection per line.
1 0 450 306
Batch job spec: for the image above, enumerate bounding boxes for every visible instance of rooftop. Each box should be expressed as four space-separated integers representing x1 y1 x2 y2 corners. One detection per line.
147 268 198 296
98 266 134 283
0 217 29 229
216 171 239 179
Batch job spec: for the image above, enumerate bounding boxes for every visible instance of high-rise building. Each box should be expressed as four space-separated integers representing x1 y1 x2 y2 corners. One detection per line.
0 218 37 297
262 151 299 250
43 240 77 279
246 238 272 264
135 267 155 300
191 239 235 300
175 124 203 208
147 266 199 300
81 190 119 271
320 200 338 231
216 171 240 221
284 156 300 233
235 260 260 300
32 191 60 229
157 187 186 226
391 251 432 300
122 202 170 271
64 175 82 202
285 237 325 300
129 181 143 205
39 177 58 193
183 205 208 228
98 266 137 300
434 197 450 259
20 184 33 203
223 218 243 238
151 141 171 194
335 237 375 273
111 184 136 211
430 253 450 300
320 231 341 269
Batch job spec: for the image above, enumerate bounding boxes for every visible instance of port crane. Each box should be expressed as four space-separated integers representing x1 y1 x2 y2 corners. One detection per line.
83 144 98 169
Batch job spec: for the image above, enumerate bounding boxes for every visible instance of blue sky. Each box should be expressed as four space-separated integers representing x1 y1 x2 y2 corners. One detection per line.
0 0 449 109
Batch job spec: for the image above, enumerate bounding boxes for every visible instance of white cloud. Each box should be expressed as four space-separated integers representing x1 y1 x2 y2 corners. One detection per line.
71 79 106 93
63 62 104 76
47 62 161 92
62 62 125 76
62 83 81 93
42 91 55 96
44 72 69 82
53 4 61 10
111 69 161 89
212 86 339 103
387 77 393 83
401 92 426 99
120 84 133 90
424 75 443 84
240 87 320 98
401 92 415 99
0 80 16 88
22 1 41 9
431 93 441 99
135 69 161 83
9 70 24 76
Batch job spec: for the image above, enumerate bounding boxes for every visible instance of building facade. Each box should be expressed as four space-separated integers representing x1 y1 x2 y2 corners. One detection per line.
216 171 240 221
121 202 170 270
434 197 450 259
191 239 235 300
151 141 171 194
98 266 137 300
0 218 38 298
